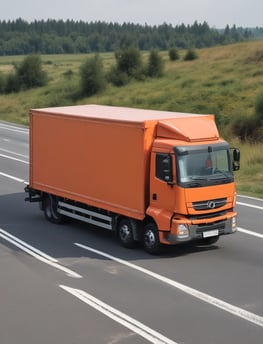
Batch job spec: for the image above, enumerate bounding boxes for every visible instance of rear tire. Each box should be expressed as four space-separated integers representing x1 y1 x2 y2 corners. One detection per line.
117 218 136 248
43 194 64 224
143 223 162 255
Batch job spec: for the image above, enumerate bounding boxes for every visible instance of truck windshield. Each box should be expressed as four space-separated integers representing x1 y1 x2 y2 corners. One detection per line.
175 144 233 188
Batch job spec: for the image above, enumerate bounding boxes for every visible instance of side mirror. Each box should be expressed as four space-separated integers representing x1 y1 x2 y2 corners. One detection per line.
233 148 240 162
232 148 240 171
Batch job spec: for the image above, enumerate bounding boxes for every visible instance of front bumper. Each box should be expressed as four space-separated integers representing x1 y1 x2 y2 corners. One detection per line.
160 213 237 245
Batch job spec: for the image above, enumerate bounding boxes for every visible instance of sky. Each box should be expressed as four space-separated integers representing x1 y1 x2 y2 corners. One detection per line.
0 0 262 28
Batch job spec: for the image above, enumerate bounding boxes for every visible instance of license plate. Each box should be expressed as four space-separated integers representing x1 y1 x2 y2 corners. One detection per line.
203 229 219 238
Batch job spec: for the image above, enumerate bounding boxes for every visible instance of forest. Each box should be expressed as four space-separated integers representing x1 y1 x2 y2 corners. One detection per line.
0 18 259 55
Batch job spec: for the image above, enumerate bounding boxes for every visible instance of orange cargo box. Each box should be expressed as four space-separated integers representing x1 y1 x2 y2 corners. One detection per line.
29 105 158 219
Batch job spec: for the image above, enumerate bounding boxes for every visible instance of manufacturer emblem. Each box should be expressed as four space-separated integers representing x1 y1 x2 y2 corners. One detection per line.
208 201 216 209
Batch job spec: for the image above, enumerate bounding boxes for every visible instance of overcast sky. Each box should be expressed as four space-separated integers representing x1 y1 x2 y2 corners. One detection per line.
0 0 262 28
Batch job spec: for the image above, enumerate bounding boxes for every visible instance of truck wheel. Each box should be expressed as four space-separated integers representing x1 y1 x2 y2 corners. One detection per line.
43 194 63 224
143 223 162 255
117 218 136 248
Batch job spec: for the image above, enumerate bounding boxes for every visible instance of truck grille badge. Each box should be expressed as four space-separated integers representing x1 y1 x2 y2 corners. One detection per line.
193 198 227 211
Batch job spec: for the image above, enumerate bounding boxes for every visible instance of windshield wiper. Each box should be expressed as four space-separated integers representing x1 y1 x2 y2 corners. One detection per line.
190 176 209 181
213 168 231 179
185 181 202 187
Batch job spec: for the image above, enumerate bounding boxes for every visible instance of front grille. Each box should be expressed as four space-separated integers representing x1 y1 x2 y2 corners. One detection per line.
189 211 227 220
196 221 226 234
193 198 227 211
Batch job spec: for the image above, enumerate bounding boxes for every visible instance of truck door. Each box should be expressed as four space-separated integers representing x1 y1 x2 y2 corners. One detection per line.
149 152 175 215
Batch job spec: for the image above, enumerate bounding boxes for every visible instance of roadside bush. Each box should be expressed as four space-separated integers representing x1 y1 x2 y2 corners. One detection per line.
107 66 129 87
108 47 143 86
0 54 47 94
168 47 180 61
79 54 106 97
232 103 263 143
232 113 255 141
146 49 164 78
116 47 143 78
184 49 198 61
5 73 20 93
15 54 48 90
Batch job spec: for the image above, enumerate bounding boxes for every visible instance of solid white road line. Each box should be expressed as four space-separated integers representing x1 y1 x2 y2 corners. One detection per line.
60 285 178 344
236 201 263 211
0 171 28 184
0 228 58 262
238 227 263 239
0 123 28 134
0 229 82 279
0 148 28 159
75 243 263 328
0 153 29 164
237 195 263 202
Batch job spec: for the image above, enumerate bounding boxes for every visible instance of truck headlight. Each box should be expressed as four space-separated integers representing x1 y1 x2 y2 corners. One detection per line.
177 224 189 239
232 216 237 231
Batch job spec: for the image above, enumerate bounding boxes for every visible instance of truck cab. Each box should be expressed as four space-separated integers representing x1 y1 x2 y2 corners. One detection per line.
145 118 240 253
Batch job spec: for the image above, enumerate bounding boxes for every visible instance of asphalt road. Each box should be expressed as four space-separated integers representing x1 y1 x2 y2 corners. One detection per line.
0 120 263 344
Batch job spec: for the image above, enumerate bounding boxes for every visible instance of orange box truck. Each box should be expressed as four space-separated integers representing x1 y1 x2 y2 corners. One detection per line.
25 105 240 254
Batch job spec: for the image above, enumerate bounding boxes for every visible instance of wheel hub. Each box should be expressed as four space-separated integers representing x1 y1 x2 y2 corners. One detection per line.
120 225 130 239
145 230 155 246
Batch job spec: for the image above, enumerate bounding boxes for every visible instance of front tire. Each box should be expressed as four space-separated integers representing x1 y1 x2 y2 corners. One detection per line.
143 223 162 255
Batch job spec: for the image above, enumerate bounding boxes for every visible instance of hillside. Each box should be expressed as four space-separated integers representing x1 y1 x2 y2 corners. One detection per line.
0 41 262 197
0 41 262 123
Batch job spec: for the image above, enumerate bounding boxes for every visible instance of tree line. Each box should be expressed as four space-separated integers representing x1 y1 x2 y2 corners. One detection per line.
0 18 255 55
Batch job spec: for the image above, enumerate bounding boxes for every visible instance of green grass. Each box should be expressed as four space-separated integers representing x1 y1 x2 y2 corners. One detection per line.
0 42 263 198
233 141 263 198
